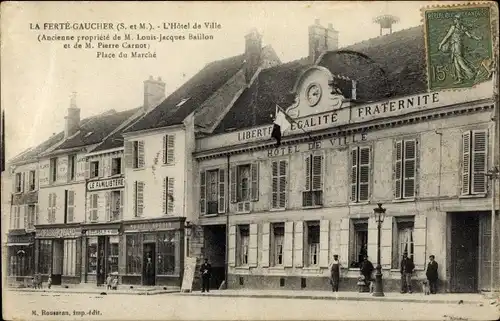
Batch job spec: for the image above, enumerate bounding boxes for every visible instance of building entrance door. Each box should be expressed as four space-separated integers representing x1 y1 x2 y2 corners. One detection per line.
96 236 107 286
143 243 156 286
203 225 226 289
51 239 64 285
450 212 479 293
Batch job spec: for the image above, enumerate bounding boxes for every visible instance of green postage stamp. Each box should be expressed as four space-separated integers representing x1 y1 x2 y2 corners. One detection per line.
423 4 494 91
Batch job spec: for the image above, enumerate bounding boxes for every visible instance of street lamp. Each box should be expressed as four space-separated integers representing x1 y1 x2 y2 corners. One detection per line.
372 203 386 297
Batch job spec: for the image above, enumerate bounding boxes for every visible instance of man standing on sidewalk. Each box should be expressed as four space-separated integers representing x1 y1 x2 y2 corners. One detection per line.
426 255 439 294
400 252 415 294
200 258 212 293
329 255 341 292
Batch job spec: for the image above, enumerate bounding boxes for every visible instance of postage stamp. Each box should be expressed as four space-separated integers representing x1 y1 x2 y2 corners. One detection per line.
423 3 494 91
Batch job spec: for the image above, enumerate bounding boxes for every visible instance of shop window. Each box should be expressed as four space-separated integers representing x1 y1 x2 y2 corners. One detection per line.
271 223 284 266
87 237 98 274
461 130 488 195
90 161 100 178
108 236 119 273
111 157 122 176
271 160 288 209
8 246 32 276
38 240 52 274
392 217 415 269
350 146 371 203
50 158 58 183
15 173 22 193
305 221 320 266
68 154 76 181
110 191 122 221
237 225 250 266
126 234 141 274
303 154 323 207
158 231 177 275
29 170 36 191
349 219 368 268
394 139 418 199
63 239 76 276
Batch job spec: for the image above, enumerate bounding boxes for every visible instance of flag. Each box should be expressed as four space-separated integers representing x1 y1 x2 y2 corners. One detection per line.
271 104 293 146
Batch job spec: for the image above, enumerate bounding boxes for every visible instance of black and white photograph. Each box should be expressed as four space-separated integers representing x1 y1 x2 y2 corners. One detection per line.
1 1 499 320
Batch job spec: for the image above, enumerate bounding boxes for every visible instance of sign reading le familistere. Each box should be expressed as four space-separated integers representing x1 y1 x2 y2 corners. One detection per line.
87 178 124 191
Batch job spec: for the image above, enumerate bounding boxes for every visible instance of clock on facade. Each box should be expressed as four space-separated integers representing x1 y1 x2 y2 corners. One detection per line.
306 83 322 107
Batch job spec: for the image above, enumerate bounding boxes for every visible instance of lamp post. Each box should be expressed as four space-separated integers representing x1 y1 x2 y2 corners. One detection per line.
372 203 386 297
485 167 499 294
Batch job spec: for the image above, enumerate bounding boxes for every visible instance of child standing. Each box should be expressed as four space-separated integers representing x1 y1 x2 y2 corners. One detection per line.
47 275 52 289
106 274 112 290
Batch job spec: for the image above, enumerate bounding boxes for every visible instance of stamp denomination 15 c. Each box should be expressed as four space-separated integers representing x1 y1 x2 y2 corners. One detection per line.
423 4 494 91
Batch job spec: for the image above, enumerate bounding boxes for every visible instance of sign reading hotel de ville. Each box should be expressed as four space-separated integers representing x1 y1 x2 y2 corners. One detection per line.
87 177 125 191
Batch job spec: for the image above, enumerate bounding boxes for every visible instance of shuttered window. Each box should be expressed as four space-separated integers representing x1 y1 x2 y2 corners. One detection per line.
163 177 175 215
391 217 415 269
130 141 145 169
90 194 98 221
303 154 323 207
272 224 284 266
462 130 488 195
29 170 36 191
66 190 75 223
15 173 22 193
163 134 175 165
134 181 144 217
48 193 57 223
231 163 259 212
305 221 320 266
394 139 418 199
238 225 250 266
200 169 226 215
350 146 371 202
271 160 288 209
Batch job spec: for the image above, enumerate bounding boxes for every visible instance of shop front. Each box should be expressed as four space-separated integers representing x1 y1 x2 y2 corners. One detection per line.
122 217 185 287
6 231 35 287
81 223 122 285
35 224 82 285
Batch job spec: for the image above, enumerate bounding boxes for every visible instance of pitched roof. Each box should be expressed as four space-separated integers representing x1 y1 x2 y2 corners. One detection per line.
124 54 246 133
213 26 426 134
9 131 65 165
54 108 141 151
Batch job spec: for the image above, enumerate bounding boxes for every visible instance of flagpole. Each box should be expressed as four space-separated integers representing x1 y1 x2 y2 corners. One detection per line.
274 103 316 144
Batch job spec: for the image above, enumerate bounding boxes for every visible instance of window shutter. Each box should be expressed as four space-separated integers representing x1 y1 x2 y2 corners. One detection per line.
271 161 278 209
367 217 377 262
22 205 27 229
133 181 138 217
85 161 90 179
279 160 288 208
137 181 144 216
21 172 25 192
403 140 416 198
163 135 167 164
218 169 226 213
47 193 53 223
294 221 304 267
461 131 471 195
68 191 75 222
359 147 371 201
251 162 259 201
261 223 270 267
119 190 124 220
167 178 174 214
163 177 167 214
105 191 110 221
381 216 393 268
34 170 38 190
167 134 175 164
138 140 145 168
304 155 311 191
52 193 57 223
394 140 403 199
339 218 349 267
312 155 323 191
98 161 104 178
350 148 358 202
319 219 330 268
35 204 39 225
284 221 294 267
124 141 133 169
86 193 91 223
413 215 427 270
200 171 206 215
391 219 399 268
93 194 99 221
230 165 237 203
228 225 236 267
248 223 258 267
472 130 487 194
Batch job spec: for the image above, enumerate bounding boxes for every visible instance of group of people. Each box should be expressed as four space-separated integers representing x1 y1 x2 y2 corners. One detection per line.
329 253 439 294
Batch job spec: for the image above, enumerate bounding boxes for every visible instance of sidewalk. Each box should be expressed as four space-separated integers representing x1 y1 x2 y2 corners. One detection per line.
180 289 496 305
7 284 180 296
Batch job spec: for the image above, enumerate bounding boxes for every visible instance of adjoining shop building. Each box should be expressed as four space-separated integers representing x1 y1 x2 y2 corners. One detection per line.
119 29 281 288
193 24 499 293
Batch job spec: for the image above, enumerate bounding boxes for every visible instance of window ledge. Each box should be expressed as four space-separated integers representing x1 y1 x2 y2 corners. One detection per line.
235 211 251 214
235 266 251 270
392 198 416 203
302 266 321 270
132 168 145 171
302 205 323 210
269 208 286 212
202 214 219 218
269 266 285 270
109 174 122 178
161 163 175 167
349 201 370 206
459 194 487 199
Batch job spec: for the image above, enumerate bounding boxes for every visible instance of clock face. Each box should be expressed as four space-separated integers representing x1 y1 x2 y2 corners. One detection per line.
306 83 322 107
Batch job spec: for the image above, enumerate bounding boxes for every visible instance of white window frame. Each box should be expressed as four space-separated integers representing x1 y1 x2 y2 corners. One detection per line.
392 217 415 269
305 221 320 267
111 157 122 176
238 225 250 266
90 161 100 178
271 224 284 266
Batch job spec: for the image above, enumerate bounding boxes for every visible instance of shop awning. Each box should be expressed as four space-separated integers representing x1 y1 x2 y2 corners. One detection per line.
7 242 32 246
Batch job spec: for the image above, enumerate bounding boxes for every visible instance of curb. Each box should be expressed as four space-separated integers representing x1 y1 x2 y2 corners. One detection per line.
8 289 180 296
180 292 483 305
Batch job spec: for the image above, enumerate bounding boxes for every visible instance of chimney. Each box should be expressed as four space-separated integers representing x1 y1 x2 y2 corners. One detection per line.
143 76 166 112
244 29 262 83
308 20 339 63
64 92 80 139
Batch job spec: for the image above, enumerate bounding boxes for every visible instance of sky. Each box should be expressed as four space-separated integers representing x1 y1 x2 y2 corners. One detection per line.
1 1 463 161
